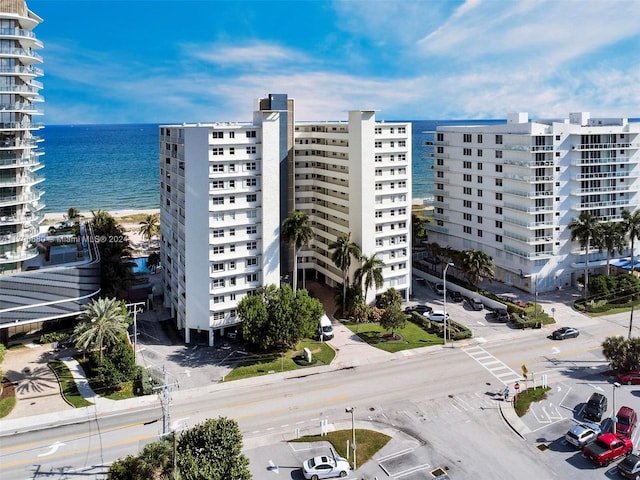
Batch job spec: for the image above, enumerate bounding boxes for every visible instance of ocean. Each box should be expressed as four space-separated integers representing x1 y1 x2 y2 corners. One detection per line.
40 120 503 214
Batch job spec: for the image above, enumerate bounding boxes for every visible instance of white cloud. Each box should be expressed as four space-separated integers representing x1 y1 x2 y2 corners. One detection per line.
188 42 308 70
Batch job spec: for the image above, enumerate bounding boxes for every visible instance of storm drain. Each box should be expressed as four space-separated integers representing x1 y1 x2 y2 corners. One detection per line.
536 443 549 451
431 467 448 477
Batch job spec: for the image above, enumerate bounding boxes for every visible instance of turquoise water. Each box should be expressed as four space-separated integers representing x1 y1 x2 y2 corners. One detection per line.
131 256 149 274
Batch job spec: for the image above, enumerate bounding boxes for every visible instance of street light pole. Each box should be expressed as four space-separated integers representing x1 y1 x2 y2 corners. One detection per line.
534 274 538 324
345 407 356 470
443 262 454 346
126 301 146 363
612 382 621 434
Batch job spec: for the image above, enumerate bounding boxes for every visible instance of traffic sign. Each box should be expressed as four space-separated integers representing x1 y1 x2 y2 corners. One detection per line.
514 382 520 390
521 364 528 379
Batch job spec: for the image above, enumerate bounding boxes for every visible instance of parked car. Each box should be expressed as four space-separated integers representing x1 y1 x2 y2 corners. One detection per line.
617 453 640 479
565 421 601 449
551 327 579 340
425 310 450 323
318 315 334 341
448 290 463 302
582 432 633 467
404 304 432 314
434 283 445 295
617 370 640 385
584 392 608 422
490 308 510 322
302 454 350 480
616 406 638 438
468 297 484 311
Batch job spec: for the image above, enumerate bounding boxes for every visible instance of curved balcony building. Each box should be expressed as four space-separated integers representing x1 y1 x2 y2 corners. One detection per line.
0 0 44 274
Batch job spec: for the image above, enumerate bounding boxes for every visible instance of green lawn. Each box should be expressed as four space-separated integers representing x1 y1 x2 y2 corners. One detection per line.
224 339 336 381
0 396 16 418
49 360 93 408
345 320 442 352
290 429 391 467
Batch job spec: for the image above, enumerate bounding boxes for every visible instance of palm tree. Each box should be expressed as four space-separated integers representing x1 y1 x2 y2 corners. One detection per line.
354 253 385 302
597 221 626 276
569 211 600 298
73 297 129 364
622 208 640 275
138 213 160 247
460 249 495 286
329 232 361 312
65 207 82 224
281 210 313 292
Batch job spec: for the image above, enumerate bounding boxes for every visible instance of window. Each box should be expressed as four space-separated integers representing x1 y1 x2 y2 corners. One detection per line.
212 246 224 254
496 206 502 214
495 193 502 200
495 234 503 242
246 146 256 154
229 147 235 155
375 225 383 232
246 273 258 282
229 196 235 204
213 312 225 321
229 163 236 172
213 295 224 303
247 257 258 266
212 197 224 205
212 147 223 155
463 161 472 169
463 200 472 208
246 178 257 187
212 229 224 238
212 131 223 139
477 229 483 237
477 162 483 170
464 213 472 221
229 131 235 139
495 179 503 186
246 194 257 202
463 174 472 182
496 134 503 144
463 148 472 156
463 226 472 234
375 141 382 148
398 154 406 161
477 134 483 143
375 211 382 218
477 203 483 211
212 212 224 221
211 180 224 189
477 176 483 184
246 226 257 235
495 150 503 159
463 187 472 195
399 127 406 133
463 133 472 143
229 261 236 270
477 189 483 197
247 209 257 218
495 164 503 173
375 155 382 162
375 127 382 134
495 220 503 228
211 164 224 173
229 228 235 236
246 162 257 171
477 149 483 157
246 130 256 138
212 279 225 288
399 140 406 147
212 263 224 272
247 241 257 250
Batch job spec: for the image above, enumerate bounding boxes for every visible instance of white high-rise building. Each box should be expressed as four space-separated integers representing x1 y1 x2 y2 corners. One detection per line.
159 94 412 345
427 112 640 294
0 0 44 273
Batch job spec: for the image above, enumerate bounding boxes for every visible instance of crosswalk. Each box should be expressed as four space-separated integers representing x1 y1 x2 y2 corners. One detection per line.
462 345 522 385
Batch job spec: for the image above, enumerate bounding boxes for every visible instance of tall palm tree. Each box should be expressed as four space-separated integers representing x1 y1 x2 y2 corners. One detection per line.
73 297 129 364
622 208 640 275
65 207 82 224
460 250 495 286
569 211 600 298
597 221 626 276
354 253 385 302
138 213 160 246
281 210 313 292
329 232 361 312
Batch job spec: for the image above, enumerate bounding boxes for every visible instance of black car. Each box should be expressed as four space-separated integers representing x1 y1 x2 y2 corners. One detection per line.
405 304 433 314
448 291 463 302
552 327 579 340
491 308 510 322
583 392 608 422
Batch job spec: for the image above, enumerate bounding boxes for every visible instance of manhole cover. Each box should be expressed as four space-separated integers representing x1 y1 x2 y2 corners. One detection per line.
431 467 448 476
536 443 549 451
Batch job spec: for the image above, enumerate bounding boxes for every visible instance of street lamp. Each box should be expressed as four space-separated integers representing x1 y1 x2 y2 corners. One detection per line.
443 262 454 346
126 301 146 362
534 274 538 324
612 381 621 434
345 407 356 470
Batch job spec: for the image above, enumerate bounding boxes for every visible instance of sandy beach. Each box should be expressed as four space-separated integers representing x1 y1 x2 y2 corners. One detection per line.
42 208 161 253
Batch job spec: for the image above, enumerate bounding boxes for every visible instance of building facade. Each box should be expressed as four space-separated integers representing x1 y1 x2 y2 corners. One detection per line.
0 0 44 273
427 112 640 294
159 95 411 345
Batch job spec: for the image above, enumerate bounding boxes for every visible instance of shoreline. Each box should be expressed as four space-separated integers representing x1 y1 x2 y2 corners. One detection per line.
42 208 160 224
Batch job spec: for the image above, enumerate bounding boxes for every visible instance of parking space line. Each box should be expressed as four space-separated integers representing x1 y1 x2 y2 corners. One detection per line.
376 448 415 462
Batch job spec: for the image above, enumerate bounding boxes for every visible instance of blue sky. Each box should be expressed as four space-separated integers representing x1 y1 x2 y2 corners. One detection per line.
29 0 640 125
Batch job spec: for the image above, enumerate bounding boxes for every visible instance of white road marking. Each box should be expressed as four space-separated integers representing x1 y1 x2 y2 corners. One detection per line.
38 441 65 457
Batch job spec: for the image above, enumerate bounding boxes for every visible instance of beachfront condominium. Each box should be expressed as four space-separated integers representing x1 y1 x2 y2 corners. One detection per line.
427 112 640 294
159 94 412 345
0 0 44 273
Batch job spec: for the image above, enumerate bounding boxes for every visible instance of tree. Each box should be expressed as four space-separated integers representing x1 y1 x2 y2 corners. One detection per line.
146 251 161 273
107 436 174 480
176 417 251 480
281 210 313 292
412 213 429 247
91 210 134 297
379 304 406 338
602 336 631 372
73 298 130 364
329 232 361 312
238 284 324 350
569 212 600 298
460 250 495 286
622 208 640 275
354 253 385 302
138 213 160 246
597 221 626 276
65 207 82 224
377 287 403 310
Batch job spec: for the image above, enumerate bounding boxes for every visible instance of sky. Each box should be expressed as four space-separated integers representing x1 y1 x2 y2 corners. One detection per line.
28 0 640 125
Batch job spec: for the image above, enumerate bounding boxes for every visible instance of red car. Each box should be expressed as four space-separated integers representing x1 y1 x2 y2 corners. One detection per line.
616 406 638 438
617 371 640 385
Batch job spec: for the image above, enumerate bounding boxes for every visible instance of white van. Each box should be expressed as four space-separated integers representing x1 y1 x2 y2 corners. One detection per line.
319 315 334 340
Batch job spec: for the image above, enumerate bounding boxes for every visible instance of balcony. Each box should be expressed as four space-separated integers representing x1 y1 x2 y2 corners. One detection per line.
571 185 631 195
504 189 554 198
571 142 640 151
575 171 635 180
504 216 554 228
0 246 38 264
503 144 554 152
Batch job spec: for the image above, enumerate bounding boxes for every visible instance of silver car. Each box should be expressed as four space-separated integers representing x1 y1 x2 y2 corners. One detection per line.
565 422 601 448
302 454 350 480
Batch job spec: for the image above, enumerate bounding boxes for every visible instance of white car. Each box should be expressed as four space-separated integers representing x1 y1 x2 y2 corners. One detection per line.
425 310 450 323
565 422 601 448
302 454 350 480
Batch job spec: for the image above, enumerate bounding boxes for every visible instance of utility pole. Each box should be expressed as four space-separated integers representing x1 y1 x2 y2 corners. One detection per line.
154 367 182 468
629 304 634 340
126 301 146 362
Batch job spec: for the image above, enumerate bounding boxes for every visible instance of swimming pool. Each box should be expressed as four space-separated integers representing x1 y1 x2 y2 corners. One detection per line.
131 256 149 274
